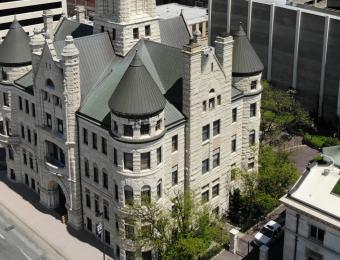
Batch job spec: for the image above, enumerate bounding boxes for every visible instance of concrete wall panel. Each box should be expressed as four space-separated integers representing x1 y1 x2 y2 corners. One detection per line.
230 0 248 33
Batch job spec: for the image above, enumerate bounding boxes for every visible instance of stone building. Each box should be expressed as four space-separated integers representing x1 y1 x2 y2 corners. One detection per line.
281 157 340 260
0 0 262 258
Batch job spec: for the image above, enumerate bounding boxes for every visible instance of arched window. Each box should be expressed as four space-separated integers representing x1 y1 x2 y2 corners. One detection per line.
157 179 162 199
124 185 134 206
141 185 151 205
84 158 89 177
46 79 55 89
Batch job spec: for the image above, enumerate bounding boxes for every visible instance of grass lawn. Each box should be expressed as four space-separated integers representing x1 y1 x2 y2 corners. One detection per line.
331 180 340 196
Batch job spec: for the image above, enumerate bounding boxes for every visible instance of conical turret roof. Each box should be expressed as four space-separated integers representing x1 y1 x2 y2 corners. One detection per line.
0 19 32 67
109 52 166 118
232 24 264 76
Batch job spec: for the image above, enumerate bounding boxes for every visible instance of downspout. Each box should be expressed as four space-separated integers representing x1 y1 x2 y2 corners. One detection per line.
293 213 300 260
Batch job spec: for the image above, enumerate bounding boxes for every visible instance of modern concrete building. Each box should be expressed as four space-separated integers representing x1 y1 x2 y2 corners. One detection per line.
0 0 67 39
0 1 262 258
210 0 340 128
281 159 340 260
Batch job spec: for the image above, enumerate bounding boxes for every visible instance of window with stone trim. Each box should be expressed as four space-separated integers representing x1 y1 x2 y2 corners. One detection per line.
124 125 133 137
141 185 151 205
141 152 150 170
31 103 36 117
8 147 14 160
217 95 221 105
94 194 99 214
250 80 257 90
213 148 220 168
104 230 110 244
25 99 29 114
84 158 89 177
172 135 178 152
133 28 139 39
23 149 27 165
18 96 22 110
85 190 91 208
250 103 257 117
213 120 220 136
57 118 63 134
87 217 92 231
92 132 97 150
157 147 162 165
124 185 134 206
114 182 119 201
202 124 210 142
201 190 209 203
3 92 9 107
172 165 178 186
212 183 219 198
231 135 236 153
46 113 52 129
113 148 118 166
249 130 255 146
156 119 161 131
27 128 31 143
34 132 37 146
102 137 107 155
157 179 162 198
124 153 133 171
125 222 135 240
202 158 209 174
103 200 109 220
83 128 88 145
145 25 151 36
310 225 325 243
209 98 215 110
140 123 150 136
21 125 25 139
232 108 237 122
102 169 108 189
93 164 99 183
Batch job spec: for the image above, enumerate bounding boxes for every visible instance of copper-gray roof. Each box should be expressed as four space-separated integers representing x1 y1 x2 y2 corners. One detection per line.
232 25 264 76
54 18 93 42
0 19 31 67
108 52 166 118
159 16 191 49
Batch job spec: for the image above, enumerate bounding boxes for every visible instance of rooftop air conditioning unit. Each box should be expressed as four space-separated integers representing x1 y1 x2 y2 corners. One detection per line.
322 169 330 176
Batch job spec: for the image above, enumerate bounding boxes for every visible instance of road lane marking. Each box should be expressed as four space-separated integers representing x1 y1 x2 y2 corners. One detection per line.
19 248 32 260
0 233 4 239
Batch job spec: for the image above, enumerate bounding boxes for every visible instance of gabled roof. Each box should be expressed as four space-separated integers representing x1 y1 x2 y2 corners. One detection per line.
80 39 184 124
14 70 33 94
232 25 264 76
54 17 93 42
108 52 166 118
54 33 116 101
0 19 31 67
159 16 191 49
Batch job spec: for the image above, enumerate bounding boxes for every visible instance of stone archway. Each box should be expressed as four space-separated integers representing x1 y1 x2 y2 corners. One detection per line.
47 181 68 222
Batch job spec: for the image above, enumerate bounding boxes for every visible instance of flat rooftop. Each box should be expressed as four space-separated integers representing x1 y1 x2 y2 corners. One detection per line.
156 3 207 25
281 163 340 226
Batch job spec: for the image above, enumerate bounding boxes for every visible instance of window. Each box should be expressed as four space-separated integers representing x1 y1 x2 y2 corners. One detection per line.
27 128 31 143
157 147 162 165
87 217 92 231
34 132 37 146
113 148 118 166
212 184 219 197
124 153 133 171
231 135 236 153
124 186 134 206
92 133 97 150
248 161 255 169
42 90 49 101
209 98 215 110
116 246 120 258
230 164 237 181
85 191 91 208
84 159 89 177
156 119 161 131
213 120 220 136
140 123 150 135
202 101 207 111
213 148 220 168
212 206 220 216
141 152 150 170
113 121 118 133
23 150 27 165
211 62 214 72
103 170 108 189
57 118 63 134
102 137 107 155
8 147 14 160
112 28 116 41
125 223 135 239
249 130 255 146
23 174 27 185
250 103 257 117
232 108 237 122
94 195 99 214
172 165 178 186
25 99 29 114
124 125 133 137
115 215 119 231
202 159 209 174
172 135 178 152
19 96 22 110
31 103 35 117
250 80 257 90
141 185 151 205
103 201 109 220
54 96 60 107
202 124 210 141
201 190 209 203
93 164 99 183
83 128 88 145
306 248 323 260
133 28 139 39
157 179 162 198
217 95 221 105
310 225 325 243
104 230 110 244
114 182 119 201
46 113 52 128
29 155 34 169
3 92 9 107
31 178 35 190
101 25 104 32
21 125 25 139
145 25 151 36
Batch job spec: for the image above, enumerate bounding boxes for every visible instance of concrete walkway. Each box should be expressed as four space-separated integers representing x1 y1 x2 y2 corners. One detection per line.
0 171 113 260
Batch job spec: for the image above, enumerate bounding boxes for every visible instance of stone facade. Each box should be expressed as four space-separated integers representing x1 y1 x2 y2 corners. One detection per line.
0 2 262 260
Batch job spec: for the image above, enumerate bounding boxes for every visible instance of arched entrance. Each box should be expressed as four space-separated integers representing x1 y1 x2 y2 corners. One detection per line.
47 181 68 224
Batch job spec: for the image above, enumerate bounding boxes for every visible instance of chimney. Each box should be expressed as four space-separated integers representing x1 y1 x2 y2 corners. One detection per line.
75 5 86 23
214 32 233 78
30 27 45 74
43 10 54 36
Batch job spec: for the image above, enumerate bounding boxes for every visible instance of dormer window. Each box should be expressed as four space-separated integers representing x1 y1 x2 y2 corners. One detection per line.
124 125 133 137
140 123 150 136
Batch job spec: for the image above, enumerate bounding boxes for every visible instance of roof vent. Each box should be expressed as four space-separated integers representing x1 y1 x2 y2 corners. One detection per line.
322 169 330 176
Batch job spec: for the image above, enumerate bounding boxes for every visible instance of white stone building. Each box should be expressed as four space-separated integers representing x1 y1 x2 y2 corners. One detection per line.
281 160 340 260
0 0 263 258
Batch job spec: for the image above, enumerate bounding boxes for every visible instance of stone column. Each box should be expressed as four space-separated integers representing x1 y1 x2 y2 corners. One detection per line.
229 228 239 254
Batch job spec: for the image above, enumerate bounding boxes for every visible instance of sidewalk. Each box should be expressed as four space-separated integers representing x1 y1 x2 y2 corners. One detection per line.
0 171 113 260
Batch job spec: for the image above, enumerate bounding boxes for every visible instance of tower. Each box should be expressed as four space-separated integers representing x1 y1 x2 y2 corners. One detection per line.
94 0 160 56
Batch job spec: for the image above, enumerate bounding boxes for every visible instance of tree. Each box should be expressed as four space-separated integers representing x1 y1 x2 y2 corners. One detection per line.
123 191 229 260
261 81 313 144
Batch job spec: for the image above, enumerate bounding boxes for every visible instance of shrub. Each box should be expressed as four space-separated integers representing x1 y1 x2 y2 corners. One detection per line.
303 133 340 149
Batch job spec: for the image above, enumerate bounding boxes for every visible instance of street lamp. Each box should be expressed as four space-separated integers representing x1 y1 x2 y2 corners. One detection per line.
96 211 106 260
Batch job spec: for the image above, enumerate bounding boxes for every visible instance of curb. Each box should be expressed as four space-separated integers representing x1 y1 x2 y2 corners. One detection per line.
0 201 68 260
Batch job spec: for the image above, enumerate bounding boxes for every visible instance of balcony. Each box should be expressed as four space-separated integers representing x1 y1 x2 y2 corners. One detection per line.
0 133 21 145
45 156 65 177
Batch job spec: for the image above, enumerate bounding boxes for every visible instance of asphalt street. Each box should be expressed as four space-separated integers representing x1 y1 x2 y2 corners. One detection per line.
0 204 62 260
